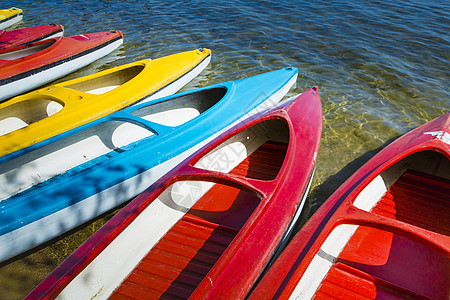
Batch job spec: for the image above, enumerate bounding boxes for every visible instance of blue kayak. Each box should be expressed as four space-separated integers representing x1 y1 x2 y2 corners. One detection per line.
0 67 298 262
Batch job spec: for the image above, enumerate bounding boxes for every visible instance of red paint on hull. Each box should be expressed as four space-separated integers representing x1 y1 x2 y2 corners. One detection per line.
249 113 450 299
0 30 123 81
111 141 286 299
0 24 64 50
26 87 322 299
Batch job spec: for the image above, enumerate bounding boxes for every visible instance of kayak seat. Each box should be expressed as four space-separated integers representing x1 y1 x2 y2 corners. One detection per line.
315 225 450 299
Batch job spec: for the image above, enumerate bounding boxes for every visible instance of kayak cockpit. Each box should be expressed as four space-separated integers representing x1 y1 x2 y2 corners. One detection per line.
0 40 55 60
0 98 64 136
293 150 450 299
194 118 289 180
130 87 227 127
353 150 450 212
63 64 145 95
312 222 449 299
109 119 290 298
111 181 263 299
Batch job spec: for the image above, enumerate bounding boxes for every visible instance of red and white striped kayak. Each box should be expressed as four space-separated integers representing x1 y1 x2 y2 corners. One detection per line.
250 113 450 300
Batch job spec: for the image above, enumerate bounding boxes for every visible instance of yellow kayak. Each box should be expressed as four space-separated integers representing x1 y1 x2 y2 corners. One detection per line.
0 7 23 30
0 48 211 157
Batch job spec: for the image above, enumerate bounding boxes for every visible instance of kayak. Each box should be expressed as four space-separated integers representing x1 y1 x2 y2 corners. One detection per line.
27 85 322 299
249 113 450 299
0 30 123 101
0 8 23 30
0 48 211 157
0 24 64 50
0 67 298 263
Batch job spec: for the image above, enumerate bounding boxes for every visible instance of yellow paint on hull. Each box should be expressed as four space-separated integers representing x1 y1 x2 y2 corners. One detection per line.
0 7 23 28
0 7 22 20
0 48 211 157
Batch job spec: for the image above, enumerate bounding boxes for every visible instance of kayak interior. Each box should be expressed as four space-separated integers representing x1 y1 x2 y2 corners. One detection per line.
0 40 55 60
353 150 450 213
295 150 450 299
64 64 145 95
0 99 64 136
193 118 289 180
59 117 290 298
130 87 227 126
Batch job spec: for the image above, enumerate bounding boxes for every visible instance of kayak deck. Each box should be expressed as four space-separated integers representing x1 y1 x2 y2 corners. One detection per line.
111 141 288 299
315 169 450 299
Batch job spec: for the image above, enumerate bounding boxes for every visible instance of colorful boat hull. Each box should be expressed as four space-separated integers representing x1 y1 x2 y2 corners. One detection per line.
0 30 123 101
0 24 64 50
0 8 23 30
250 113 450 299
0 68 298 263
27 85 322 299
0 48 211 157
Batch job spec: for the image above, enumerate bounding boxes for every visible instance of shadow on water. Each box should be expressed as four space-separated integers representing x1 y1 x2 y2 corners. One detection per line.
291 135 399 237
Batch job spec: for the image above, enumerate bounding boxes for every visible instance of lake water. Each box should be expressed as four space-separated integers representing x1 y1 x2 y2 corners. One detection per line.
0 0 449 298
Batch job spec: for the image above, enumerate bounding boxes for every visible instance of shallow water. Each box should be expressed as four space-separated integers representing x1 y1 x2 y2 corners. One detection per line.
0 0 449 298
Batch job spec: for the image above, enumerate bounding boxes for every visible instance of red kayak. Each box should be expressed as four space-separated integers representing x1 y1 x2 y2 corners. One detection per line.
0 30 123 101
0 24 64 50
27 87 322 299
250 113 450 299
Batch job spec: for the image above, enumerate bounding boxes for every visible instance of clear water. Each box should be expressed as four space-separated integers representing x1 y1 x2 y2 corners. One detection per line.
0 0 449 298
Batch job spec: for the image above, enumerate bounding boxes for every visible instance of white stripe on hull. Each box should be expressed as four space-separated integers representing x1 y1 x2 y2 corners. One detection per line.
0 73 296 263
0 38 123 101
0 14 23 30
